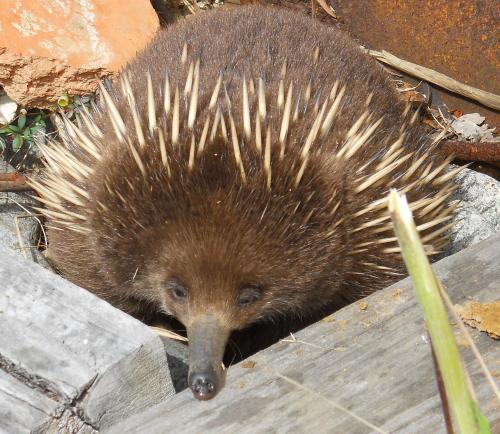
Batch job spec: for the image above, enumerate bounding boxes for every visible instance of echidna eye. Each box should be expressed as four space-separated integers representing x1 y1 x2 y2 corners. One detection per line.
167 280 188 300
238 285 262 307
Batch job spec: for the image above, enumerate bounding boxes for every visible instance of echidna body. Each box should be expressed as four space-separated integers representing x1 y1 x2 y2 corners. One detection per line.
32 7 456 400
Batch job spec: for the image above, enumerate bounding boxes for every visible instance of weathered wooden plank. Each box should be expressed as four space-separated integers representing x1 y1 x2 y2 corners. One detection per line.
0 370 59 434
0 244 175 433
108 234 500 434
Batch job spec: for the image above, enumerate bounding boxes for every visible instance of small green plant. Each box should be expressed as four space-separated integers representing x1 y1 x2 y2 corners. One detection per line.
56 93 94 120
57 92 71 108
0 111 47 153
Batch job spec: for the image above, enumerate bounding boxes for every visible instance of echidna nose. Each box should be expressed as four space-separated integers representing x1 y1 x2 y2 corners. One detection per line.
187 314 229 400
189 371 218 400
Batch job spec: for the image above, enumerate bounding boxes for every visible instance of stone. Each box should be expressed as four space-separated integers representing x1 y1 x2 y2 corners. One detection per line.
448 166 500 254
0 91 17 124
0 0 159 108
0 160 48 266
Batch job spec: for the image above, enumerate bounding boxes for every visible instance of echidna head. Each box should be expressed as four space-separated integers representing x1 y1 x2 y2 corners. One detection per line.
118 176 338 400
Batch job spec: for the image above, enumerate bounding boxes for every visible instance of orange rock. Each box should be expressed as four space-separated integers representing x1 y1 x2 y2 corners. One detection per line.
0 0 159 108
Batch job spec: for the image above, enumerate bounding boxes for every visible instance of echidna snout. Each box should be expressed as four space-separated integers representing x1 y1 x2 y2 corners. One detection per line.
187 314 229 400
31 6 457 400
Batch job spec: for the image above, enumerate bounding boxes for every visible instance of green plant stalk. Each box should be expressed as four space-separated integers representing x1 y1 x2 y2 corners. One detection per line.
388 190 488 434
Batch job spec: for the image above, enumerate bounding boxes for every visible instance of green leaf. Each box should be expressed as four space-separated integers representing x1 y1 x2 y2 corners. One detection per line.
12 134 23 150
472 400 491 434
36 118 47 128
31 124 44 136
9 125 20 133
18 115 26 130
0 127 10 134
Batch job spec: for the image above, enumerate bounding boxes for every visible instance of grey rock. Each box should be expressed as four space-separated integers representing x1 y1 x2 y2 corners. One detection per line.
448 166 500 254
0 160 48 266
0 92 17 125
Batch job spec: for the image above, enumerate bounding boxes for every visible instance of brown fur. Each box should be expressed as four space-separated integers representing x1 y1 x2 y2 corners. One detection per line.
42 6 452 334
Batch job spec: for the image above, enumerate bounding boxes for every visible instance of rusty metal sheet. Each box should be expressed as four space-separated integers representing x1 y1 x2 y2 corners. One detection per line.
330 0 500 127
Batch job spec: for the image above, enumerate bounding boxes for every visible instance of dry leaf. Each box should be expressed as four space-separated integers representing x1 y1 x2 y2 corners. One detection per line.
391 288 403 302
312 0 338 19
241 360 257 369
455 300 500 339
450 109 463 118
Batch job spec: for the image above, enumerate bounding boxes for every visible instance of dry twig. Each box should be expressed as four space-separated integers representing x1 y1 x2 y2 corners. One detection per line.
368 49 500 110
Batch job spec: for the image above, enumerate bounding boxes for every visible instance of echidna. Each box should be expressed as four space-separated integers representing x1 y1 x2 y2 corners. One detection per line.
31 6 457 400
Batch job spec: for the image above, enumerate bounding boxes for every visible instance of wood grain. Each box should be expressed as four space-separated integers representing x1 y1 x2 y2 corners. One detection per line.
0 244 175 433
